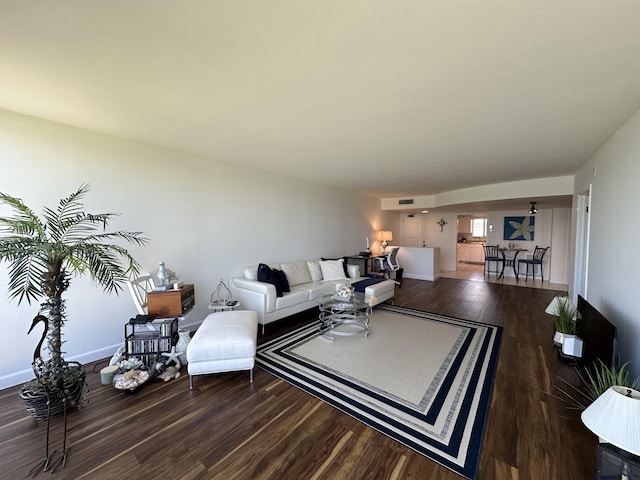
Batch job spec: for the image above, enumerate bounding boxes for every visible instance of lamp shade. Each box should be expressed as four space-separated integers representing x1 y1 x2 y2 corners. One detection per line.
379 231 393 242
545 295 579 318
581 386 640 456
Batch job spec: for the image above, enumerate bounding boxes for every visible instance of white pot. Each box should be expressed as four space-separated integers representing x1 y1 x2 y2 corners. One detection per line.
553 330 565 347
561 335 583 358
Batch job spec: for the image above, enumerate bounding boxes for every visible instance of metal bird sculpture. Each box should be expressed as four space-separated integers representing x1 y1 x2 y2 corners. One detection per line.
25 314 72 477
29 314 49 378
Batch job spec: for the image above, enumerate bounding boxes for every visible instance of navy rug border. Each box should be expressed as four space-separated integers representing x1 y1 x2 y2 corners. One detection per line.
256 304 502 480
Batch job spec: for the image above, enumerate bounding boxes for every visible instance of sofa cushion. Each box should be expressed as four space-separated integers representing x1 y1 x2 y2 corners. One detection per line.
275 289 309 310
294 281 337 300
257 263 283 297
307 260 323 282
319 259 347 281
280 261 312 287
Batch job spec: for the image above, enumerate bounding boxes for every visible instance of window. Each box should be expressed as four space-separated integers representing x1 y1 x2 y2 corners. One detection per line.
471 218 487 237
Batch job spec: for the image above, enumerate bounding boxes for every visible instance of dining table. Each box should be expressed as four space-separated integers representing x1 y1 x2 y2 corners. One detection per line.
498 248 528 280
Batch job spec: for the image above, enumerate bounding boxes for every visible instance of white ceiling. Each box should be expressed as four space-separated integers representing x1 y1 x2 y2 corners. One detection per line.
1 2 640 201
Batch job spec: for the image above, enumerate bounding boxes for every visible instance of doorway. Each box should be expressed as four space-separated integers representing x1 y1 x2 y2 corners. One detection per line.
401 214 425 247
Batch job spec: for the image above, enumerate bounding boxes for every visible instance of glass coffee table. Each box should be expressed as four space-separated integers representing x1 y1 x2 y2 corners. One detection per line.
317 292 371 340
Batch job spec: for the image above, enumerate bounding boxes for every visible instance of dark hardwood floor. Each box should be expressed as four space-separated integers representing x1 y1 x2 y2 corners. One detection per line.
0 278 596 479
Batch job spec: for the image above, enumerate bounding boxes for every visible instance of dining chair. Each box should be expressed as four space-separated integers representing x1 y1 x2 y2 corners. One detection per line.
482 245 504 278
518 246 549 281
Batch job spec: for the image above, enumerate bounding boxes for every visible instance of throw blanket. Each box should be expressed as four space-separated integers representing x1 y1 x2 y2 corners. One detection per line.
351 278 386 293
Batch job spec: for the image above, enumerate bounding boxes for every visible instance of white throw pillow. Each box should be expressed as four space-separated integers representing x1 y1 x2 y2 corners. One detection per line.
243 266 258 281
280 261 312 287
319 259 347 281
307 260 323 282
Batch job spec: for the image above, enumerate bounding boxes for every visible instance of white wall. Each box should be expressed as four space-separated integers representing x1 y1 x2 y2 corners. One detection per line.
423 213 458 271
387 213 453 271
574 108 640 378
550 207 571 284
394 208 570 281
0 109 384 388
381 176 574 211
486 208 570 283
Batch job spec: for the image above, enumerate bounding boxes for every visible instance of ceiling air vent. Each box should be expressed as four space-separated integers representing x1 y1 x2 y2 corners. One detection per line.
398 199 414 205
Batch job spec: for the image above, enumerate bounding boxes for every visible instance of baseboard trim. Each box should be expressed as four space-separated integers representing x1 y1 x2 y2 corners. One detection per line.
1 318 206 391
403 273 440 282
0 342 124 391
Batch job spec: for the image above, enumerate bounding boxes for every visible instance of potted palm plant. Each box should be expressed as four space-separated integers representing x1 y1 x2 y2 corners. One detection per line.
0 184 148 419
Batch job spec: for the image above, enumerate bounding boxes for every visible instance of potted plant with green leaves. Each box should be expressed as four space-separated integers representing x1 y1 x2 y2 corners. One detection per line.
547 296 580 347
555 357 640 410
0 184 148 419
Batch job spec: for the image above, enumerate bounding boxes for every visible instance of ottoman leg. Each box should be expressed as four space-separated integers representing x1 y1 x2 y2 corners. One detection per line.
189 375 193 390
250 368 253 383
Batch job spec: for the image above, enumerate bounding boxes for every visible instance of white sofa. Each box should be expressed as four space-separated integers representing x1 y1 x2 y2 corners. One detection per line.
229 258 396 333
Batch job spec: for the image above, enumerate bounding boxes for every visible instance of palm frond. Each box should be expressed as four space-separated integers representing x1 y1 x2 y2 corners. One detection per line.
82 231 149 247
0 184 148 305
43 184 91 243
6 254 47 304
0 193 46 238
54 184 91 222
59 214 118 244
65 242 144 294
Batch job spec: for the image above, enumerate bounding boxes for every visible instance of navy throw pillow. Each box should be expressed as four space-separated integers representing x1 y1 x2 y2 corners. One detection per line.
273 269 290 293
257 263 283 297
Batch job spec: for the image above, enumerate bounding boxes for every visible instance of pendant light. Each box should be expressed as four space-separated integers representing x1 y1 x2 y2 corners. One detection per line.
529 202 538 214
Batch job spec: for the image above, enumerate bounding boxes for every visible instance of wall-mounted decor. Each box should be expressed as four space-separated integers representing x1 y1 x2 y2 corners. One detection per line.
504 216 535 241
437 218 448 232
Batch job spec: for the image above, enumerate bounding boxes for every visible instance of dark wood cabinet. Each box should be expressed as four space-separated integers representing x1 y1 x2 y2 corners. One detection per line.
147 284 195 317
597 442 640 479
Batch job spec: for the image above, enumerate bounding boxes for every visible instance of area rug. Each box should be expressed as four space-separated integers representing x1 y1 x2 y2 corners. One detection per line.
256 304 502 479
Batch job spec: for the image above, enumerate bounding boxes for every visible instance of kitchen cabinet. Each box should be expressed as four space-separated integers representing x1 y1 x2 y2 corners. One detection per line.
470 245 484 263
457 243 484 264
457 216 472 234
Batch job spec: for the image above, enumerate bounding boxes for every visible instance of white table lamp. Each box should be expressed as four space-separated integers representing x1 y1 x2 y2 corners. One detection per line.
379 231 393 253
545 295 578 318
582 386 640 479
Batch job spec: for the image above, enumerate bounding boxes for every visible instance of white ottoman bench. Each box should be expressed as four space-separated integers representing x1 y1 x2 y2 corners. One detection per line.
186 310 258 389
361 278 396 306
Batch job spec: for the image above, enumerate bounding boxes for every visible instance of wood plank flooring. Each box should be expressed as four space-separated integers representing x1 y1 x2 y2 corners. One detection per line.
0 278 596 479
